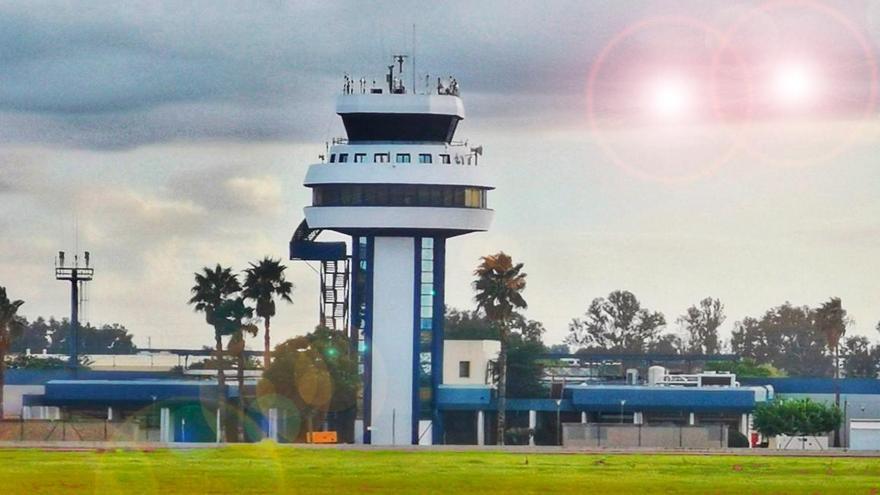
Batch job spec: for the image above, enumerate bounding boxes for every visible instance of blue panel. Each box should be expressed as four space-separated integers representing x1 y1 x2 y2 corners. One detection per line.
411 237 421 445
362 236 375 445
568 386 755 412
436 385 493 409
431 237 446 443
289 239 346 261
41 380 228 404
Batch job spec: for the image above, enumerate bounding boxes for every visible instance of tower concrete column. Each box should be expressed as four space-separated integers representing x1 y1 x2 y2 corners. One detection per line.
477 410 485 445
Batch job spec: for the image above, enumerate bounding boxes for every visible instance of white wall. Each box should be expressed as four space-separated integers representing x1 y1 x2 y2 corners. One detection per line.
2 385 44 418
443 340 500 385
369 237 415 445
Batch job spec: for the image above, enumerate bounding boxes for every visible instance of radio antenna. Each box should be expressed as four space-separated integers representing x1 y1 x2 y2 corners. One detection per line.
412 24 417 92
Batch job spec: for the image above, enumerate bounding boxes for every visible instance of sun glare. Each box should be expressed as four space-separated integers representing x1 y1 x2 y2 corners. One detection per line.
772 62 817 107
648 76 691 121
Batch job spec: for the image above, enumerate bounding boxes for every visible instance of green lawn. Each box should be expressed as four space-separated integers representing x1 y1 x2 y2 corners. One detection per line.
2 445 880 494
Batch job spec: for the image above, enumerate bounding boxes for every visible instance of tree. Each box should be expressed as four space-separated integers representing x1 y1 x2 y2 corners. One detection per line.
216 297 259 441
8 316 50 354
705 358 784 377
678 297 725 354
472 252 527 446
0 286 25 419
242 257 293 368
258 327 358 442
730 303 831 376
503 334 547 399
48 321 138 355
188 264 242 442
566 290 666 353
752 398 842 441
815 297 848 379
842 336 878 378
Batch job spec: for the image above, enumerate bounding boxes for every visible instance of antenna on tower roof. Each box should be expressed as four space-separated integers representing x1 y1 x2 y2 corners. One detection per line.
412 24 417 93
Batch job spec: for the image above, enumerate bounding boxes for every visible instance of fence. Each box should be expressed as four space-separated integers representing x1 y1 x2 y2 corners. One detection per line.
0 420 158 442
562 423 729 449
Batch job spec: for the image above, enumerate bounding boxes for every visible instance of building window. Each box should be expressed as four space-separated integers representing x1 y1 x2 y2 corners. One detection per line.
329 154 336 163
312 185 487 208
396 153 411 163
354 153 366 163
459 361 471 378
418 153 432 164
338 153 349 163
374 153 390 163
439 154 451 164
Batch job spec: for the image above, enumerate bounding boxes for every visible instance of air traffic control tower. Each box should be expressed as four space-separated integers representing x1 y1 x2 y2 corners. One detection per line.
291 58 493 445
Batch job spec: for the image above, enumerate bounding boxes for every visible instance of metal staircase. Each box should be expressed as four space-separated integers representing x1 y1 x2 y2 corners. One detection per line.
289 219 350 332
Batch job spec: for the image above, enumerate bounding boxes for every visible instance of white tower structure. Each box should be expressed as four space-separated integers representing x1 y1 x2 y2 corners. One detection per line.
297 59 493 445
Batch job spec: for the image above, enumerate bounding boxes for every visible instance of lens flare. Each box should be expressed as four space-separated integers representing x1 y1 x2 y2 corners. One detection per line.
772 62 817 107
648 76 691 120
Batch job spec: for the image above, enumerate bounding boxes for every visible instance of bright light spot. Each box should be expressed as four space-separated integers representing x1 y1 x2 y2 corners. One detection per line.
773 62 817 107
647 76 691 120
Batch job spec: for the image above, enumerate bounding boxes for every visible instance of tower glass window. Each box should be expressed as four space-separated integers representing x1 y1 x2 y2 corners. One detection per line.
312 185 488 209
354 153 366 163
418 153 432 164
396 153 411 163
419 237 435 419
375 153 390 163
329 154 336 163
338 153 349 163
439 154 451 164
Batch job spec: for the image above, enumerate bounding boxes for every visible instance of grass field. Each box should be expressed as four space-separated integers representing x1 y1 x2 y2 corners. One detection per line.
2 445 880 494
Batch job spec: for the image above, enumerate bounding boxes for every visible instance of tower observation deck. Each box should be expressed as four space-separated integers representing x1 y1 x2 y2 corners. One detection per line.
293 58 494 445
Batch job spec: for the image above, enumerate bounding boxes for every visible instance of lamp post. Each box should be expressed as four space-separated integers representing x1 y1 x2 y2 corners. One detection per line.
619 399 627 424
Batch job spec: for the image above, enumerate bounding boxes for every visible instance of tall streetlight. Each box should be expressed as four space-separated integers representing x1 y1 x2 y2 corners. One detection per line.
619 399 627 424
55 251 94 370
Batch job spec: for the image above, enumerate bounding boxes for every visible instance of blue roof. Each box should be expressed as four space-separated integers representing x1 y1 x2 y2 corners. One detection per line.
5 369 174 385
567 385 756 412
24 379 240 406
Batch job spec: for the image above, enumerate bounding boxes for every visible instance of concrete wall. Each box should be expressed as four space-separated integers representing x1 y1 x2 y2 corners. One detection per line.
443 340 500 385
563 423 728 449
2 385 44 418
369 236 415 445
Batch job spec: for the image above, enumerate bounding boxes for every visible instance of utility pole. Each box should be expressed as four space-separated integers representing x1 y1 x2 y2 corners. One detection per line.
55 251 94 370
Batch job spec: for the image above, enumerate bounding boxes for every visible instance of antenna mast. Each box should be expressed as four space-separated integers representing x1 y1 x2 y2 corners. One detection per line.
55 250 94 371
412 24 417 92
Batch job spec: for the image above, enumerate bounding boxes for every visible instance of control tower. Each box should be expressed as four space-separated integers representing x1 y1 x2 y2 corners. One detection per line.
295 58 493 445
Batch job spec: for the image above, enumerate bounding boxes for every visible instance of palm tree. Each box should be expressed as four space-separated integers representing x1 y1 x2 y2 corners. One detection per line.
188 264 241 442
816 297 847 379
216 297 259 442
242 257 293 368
815 297 848 447
0 286 25 420
473 252 527 445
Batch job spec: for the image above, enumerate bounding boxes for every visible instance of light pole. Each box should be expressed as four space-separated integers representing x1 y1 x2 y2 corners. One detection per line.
619 399 627 424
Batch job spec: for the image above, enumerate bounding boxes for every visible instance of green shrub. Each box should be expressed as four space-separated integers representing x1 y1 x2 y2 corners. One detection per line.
752 398 842 437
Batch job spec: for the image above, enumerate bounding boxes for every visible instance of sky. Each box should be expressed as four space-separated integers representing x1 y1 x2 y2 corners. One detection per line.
1 0 879 350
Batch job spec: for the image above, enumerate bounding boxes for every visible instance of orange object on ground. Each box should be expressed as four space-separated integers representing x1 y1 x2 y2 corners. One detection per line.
307 431 338 444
